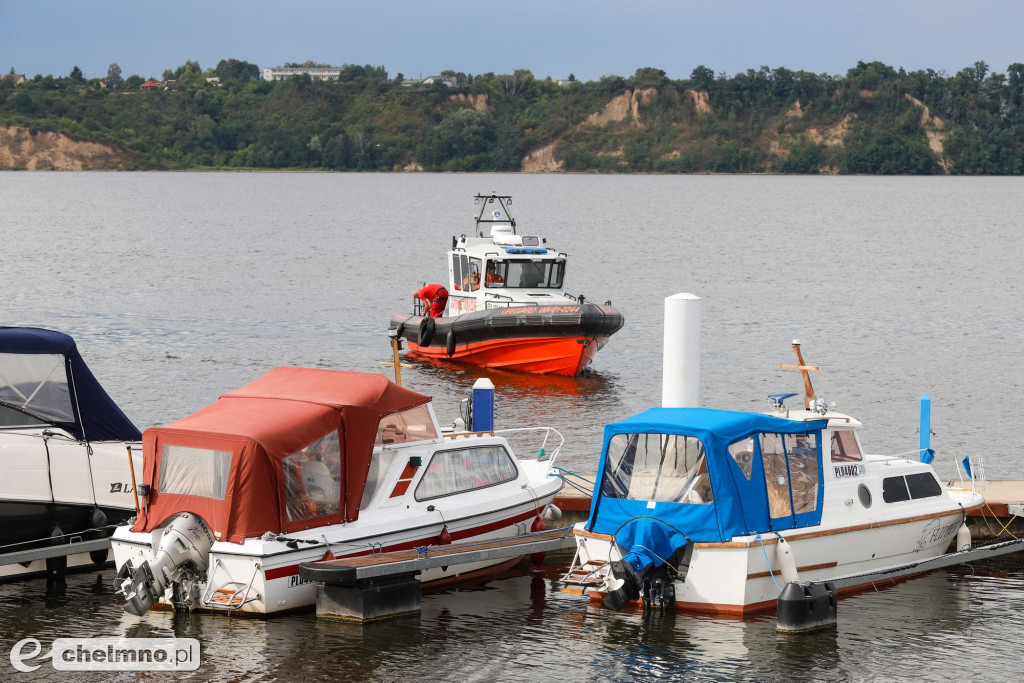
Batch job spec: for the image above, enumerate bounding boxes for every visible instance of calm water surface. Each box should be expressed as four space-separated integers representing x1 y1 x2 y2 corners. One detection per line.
1 172 1023 680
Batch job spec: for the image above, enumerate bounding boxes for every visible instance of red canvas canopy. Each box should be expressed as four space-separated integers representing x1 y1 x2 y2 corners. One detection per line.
133 367 430 543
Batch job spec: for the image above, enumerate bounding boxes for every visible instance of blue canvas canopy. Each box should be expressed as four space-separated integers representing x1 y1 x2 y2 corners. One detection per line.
0 327 141 442
586 407 827 576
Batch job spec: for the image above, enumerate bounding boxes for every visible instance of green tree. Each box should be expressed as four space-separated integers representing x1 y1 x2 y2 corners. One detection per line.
69 66 84 82
632 67 668 89
690 65 715 90
418 108 497 169
215 58 260 84
106 63 123 89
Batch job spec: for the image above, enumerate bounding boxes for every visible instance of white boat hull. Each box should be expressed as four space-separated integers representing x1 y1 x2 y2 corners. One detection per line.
113 482 558 615
572 493 982 614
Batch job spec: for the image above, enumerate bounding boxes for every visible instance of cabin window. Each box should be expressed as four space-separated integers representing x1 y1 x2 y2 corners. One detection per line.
0 353 75 423
830 430 862 463
728 437 755 480
485 260 508 288
600 433 712 504
452 255 464 291
415 445 517 501
501 260 565 289
906 472 943 499
882 476 911 503
883 473 942 504
375 405 437 446
760 432 819 519
457 257 482 291
158 445 232 500
283 431 342 521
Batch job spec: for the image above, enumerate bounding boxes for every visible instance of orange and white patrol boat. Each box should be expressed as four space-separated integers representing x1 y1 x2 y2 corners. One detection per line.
389 194 624 376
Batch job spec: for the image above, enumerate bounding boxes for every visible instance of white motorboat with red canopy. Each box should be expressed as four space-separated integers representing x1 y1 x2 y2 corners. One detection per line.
563 342 985 614
389 194 624 376
112 367 563 616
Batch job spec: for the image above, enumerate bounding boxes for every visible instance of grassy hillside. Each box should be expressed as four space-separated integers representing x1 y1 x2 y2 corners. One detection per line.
1 61 1021 173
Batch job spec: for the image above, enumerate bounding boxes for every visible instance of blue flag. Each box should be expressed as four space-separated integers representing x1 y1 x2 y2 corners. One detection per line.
962 454 973 479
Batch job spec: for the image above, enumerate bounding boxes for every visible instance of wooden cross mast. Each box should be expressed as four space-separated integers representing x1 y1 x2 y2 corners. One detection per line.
779 340 819 410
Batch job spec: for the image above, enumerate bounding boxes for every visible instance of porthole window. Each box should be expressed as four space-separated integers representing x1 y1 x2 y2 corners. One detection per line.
858 483 872 508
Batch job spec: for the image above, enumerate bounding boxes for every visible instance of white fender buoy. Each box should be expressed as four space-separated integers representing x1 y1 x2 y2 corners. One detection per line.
957 523 972 552
542 503 562 521
776 537 799 585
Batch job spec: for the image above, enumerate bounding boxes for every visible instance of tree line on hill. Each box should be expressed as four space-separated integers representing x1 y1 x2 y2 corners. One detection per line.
1 58 1022 173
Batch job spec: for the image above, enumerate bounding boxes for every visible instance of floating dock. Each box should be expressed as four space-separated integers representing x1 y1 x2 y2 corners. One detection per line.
299 527 576 622
0 537 112 581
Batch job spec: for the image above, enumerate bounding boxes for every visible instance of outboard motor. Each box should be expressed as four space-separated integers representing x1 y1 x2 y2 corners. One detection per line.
116 512 214 616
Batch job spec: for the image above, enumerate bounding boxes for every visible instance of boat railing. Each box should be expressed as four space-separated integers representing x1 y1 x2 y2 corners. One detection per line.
494 426 563 469
953 450 986 495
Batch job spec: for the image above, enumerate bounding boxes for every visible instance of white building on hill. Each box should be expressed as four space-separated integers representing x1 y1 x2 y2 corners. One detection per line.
262 67 342 82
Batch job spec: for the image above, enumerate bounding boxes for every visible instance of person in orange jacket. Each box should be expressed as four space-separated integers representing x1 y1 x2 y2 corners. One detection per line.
414 283 449 318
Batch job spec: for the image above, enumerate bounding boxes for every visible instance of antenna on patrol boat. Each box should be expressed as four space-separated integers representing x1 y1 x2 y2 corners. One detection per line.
779 340 818 410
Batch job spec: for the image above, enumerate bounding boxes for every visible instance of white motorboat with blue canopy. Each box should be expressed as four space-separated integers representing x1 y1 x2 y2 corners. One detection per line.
563 343 984 614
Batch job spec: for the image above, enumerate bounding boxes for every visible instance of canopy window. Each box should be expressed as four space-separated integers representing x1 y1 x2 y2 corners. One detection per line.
0 352 75 423
158 445 233 501
283 430 342 521
761 432 820 519
375 404 437 446
416 445 517 501
728 437 755 480
600 432 712 504
830 430 862 463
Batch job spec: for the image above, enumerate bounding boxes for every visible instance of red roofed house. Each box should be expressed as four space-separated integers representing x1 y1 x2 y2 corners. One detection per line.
140 79 161 90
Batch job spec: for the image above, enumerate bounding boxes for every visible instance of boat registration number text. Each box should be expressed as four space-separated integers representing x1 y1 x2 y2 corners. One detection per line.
833 464 866 478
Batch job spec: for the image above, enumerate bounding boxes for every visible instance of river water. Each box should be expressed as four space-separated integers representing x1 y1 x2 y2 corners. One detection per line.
1 172 1023 680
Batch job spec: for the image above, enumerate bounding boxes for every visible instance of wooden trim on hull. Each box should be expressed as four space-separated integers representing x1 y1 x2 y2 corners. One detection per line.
692 503 982 549
407 335 605 376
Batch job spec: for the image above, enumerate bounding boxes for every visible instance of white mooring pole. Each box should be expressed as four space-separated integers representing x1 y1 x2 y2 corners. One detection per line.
662 293 701 408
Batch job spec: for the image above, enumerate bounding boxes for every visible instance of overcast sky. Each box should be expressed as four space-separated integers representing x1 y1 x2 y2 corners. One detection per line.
2 0 1022 82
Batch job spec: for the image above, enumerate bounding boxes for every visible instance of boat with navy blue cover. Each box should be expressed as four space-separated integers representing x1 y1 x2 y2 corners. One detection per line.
389 194 624 376
0 327 143 578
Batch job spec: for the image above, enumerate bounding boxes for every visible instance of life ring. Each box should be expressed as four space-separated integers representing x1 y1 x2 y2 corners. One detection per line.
419 316 436 346
445 329 456 357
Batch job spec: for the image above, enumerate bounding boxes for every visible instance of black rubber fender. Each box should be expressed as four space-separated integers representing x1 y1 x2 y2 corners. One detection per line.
395 321 406 339
419 316 436 346
446 329 456 357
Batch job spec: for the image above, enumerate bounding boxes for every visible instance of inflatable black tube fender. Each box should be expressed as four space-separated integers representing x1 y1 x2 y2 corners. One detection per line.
446 329 456 357
395 321 406 339
419 316 436 346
